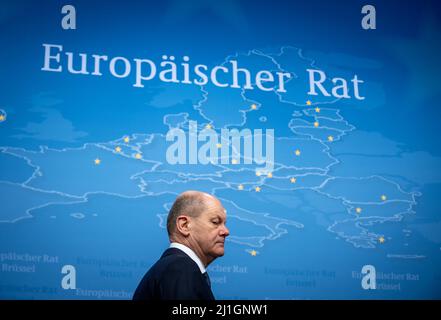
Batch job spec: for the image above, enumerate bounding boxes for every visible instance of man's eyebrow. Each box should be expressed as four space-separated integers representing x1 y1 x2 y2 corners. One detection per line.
211 215 225 221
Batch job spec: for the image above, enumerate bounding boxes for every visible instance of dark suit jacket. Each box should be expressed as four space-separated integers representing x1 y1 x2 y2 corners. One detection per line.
132 248 215 300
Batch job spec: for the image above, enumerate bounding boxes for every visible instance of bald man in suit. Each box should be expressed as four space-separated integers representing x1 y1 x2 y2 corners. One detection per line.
133 191 230 300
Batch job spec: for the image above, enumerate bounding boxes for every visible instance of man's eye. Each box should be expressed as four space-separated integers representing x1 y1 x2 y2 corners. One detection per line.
212 220 220 224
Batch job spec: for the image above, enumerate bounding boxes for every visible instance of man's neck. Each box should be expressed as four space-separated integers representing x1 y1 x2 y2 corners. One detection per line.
170 237 215 267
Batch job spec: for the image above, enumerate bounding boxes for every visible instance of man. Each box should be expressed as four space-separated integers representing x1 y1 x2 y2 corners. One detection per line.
133 191 230 300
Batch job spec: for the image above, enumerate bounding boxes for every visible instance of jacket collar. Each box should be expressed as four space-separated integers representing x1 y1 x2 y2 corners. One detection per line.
169 242 206 273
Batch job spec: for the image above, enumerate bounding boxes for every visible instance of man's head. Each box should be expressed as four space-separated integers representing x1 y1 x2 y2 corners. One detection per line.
167 191 230 267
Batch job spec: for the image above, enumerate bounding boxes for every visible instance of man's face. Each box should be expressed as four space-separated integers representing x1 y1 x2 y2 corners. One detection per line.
190 196 229 264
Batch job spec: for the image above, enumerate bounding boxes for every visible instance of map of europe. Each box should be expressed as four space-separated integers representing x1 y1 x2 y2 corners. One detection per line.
1 0 440 299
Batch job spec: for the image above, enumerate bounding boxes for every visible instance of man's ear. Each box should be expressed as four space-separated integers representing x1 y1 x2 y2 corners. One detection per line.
176 215 191 237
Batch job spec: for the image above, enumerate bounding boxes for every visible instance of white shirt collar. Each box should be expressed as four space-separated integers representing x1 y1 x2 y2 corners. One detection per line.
169 242 206 274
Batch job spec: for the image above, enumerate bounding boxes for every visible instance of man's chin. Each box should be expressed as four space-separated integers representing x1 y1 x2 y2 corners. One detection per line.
214 248 225 257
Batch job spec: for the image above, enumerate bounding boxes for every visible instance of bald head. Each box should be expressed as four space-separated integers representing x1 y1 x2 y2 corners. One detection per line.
166 191 229 266
167 191 219 237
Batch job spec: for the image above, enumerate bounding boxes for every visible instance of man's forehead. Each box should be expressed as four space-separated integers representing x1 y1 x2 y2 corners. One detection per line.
196 193 226 217
206 207 227 218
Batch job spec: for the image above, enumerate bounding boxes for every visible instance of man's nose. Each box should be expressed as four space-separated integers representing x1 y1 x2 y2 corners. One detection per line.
221 224 230 237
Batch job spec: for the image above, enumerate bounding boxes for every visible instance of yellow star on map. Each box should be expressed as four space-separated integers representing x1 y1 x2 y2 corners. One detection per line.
238 184 244 190
315 107 320 113
124 136 130 143
381 195 387 201
295 149 301 156
232 159 238 164
356 207 362 214
94 158 101 165
255 186 261 192
290 177 297 183
306 100 312 106
250 250 257 256
251 104 257 110
135 153 142 159
267 172 273 178
314 121 319 128
206 124 212 129
378 236 385 244
328 136 334 142
115 146 122 153
0 115 5 122
256 171 261 177
216 143 222 149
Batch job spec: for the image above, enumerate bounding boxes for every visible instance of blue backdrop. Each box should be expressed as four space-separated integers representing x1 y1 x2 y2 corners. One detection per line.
0 0 440 299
